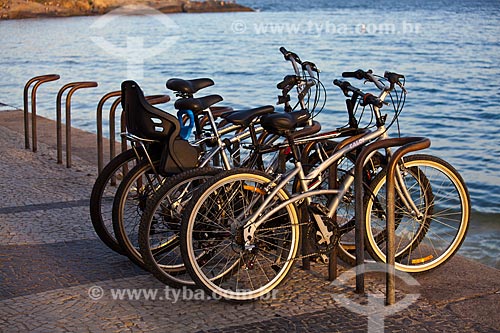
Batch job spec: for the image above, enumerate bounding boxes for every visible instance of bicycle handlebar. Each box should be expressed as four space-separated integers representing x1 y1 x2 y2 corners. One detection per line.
280 46 320 79
302 61 319 75
333 79 384 108
280 46 302 64
342 69 368 80
278 47 320 107
342 69 386 90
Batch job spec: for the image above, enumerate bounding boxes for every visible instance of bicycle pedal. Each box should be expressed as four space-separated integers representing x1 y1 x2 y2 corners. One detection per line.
309 254 329 264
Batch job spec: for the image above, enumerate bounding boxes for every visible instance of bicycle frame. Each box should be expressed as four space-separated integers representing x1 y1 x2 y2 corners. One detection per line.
242 87 421 247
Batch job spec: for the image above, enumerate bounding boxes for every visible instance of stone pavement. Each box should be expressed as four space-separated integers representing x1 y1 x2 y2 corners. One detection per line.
0 109 499 332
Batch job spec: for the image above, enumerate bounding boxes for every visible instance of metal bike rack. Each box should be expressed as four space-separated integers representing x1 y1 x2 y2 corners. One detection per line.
56 81 98 167
107 96 123 169
23 74 60 151
327 131 368 281
24 77 170 172
354 136 430 305
96 91 121 173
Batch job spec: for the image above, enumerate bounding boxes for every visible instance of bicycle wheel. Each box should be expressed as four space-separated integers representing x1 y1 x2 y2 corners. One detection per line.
364 154 470 272
139 167 222 288
112 159 164 267
181 168 300 302
89 149 138 254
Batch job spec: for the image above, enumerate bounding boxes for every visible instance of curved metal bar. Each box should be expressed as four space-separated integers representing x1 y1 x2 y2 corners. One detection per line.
23 74 60 150
354 137 430 301
145 94 170 105
385 137 430 305
96 91 121 173
57 82 83 164
63 82 98 167
108 97 122 163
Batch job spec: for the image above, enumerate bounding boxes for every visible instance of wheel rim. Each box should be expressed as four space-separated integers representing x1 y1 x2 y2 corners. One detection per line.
185 173 300 301
366 158 470 272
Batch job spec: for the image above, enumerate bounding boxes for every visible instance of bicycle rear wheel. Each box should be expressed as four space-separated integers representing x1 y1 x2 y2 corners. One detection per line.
89 149 138 254
112 159 163 267
364 154 470 272
181 169 300 302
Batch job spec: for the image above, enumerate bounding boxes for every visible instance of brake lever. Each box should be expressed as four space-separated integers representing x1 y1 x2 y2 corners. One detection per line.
397 81 408 94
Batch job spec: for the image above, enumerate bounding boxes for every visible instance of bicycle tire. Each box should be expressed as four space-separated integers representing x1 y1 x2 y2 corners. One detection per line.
112 159 163 267
364 154 470 272
89 149 138 254
181 168 301 302
139 167 222 288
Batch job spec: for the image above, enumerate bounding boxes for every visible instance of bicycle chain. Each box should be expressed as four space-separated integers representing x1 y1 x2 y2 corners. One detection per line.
252 220 341 263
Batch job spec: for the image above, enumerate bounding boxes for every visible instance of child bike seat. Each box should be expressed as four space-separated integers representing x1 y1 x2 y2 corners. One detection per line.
121 80 200 174
121 80 180 141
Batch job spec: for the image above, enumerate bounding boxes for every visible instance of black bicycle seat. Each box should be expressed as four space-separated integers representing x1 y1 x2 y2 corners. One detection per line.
260 109 310 133
174 95 223 114
222 105 275 127
166 78 214 94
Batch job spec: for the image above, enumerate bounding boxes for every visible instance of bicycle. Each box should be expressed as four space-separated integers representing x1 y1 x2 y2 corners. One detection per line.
179 72 470 301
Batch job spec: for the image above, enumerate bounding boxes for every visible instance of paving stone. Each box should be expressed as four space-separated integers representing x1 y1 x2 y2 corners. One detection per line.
0 239 147 300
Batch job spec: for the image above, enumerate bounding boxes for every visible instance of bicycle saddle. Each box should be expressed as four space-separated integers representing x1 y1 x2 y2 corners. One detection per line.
166 78 214 94
260 109 310 133
174 95 223 114
221 105 275 127
121 80 180 141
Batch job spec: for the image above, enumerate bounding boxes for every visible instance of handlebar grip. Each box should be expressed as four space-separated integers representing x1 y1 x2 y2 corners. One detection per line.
342 69 367 80
279 46 302 64
334 79 358 97
333 79 352 90
333 79 344 87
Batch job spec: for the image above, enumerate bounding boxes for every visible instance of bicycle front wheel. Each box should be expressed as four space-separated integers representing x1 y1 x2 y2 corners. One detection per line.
365 154 470 272
181 169 300 302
